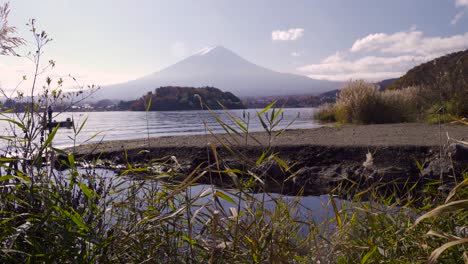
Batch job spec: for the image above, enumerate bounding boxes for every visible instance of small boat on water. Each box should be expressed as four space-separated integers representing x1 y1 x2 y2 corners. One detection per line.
46 117 73 129
45 106 73 129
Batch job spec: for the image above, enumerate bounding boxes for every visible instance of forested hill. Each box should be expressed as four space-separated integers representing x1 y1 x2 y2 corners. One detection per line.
123 86 245 111
386 49 468 92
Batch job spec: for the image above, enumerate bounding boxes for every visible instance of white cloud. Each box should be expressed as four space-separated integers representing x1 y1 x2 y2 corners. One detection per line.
298 29 468 81
452 11 465 24
350 30 468 55
452 0 468 24
291 51 301 57
299 54 429 81
272 28 304 41
350 33 389 53
456 0 468 7
322 51 345 63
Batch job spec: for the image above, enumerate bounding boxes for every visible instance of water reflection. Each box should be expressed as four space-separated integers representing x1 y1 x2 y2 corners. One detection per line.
0 164 345 238
77 168 344 233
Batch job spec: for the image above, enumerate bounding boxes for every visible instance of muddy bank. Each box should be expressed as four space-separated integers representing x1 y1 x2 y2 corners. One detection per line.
66 123 468 198
123 144 452 196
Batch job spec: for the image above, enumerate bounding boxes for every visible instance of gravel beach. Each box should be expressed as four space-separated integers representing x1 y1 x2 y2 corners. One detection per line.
70 123 468 155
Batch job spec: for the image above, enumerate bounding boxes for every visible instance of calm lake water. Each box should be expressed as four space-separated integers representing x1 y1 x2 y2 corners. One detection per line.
75 168 345 232
0 108 319 148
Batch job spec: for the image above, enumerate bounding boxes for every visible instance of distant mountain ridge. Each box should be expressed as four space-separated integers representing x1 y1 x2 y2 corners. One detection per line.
377 78 398 90
94 46 342 100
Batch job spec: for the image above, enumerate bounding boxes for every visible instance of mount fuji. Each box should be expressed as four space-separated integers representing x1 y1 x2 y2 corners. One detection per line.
94 46 341 100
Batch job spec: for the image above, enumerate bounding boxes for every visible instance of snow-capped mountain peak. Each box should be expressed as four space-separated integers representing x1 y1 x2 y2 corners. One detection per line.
96 46 341 100
195 46 219 56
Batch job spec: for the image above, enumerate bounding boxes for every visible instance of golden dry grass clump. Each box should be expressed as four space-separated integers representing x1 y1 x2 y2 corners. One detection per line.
315 80 427 124
334 80 380 124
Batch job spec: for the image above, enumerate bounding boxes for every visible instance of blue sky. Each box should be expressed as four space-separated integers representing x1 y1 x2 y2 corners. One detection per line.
1 0 468 91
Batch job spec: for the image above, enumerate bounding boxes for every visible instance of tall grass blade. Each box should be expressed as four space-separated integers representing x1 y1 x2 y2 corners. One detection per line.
0 118 26 130
361 246 377 264
330 195 343 228
273 156 289 171
415 199 468 225
76 116 88 135
256 151 267 166
145 97 152 112
42 124 59 149
214 190 236 204
427 238 468 264
77 182 99 200
445 178 468 203
52 206 89 232
257 100 277 115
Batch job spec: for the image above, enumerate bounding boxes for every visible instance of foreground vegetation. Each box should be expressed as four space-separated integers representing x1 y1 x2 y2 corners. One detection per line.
1 3 467 263
1 99 467 263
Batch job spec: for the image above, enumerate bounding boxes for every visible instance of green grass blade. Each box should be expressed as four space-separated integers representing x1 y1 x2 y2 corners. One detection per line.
361 246 377 264
78 182 100 200
146 97 152 112
214 190 236 204
76 116 88 135
52 206 89 232
330 195 343 228
257 100 277 115
42 124 59 149
0 118 26 130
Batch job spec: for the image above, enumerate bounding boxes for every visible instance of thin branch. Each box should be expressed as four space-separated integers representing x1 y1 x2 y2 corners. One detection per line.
0 2 25 56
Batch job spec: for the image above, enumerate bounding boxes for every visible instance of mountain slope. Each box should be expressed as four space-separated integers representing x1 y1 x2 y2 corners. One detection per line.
386 49 468 91
94 46 341 100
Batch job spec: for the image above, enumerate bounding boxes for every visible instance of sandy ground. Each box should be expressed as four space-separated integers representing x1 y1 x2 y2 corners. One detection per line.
70 123 468 155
